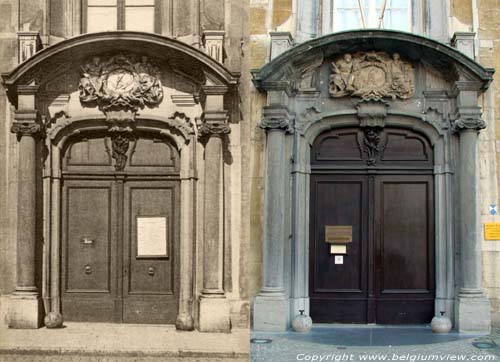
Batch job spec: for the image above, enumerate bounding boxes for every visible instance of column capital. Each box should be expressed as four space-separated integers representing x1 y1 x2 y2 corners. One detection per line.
260 106 294 133
452 106 486 132
199 110 230 137
12 110 43 138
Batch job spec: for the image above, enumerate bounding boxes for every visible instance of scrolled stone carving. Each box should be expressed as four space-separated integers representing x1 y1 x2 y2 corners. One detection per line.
11 121 42 137
452 106 486 132
260 106 294 133
453 117 486 131
198 122 231 137
329 52 414 100
79 54 163 112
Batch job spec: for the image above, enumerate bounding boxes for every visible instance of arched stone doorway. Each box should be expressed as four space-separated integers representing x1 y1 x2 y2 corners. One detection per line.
252 30 494 333
2 32 239 332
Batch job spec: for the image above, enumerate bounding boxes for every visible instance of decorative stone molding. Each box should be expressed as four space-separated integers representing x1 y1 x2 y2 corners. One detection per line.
329 51 414 100
203 31 225 63
79 53 163 113
452 106 486 132
18 31 42 64
167 112 195 138
260 106 294 133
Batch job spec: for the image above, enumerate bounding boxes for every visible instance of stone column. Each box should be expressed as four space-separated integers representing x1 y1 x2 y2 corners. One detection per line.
198 85 231 332
8 85 43 328
253 104 292 331
453 96 491 333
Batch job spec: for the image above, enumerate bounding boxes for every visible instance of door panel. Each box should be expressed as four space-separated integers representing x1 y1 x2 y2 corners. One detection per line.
374 175 434 324
309 174 435 324
123 181 179 324
309 175 368 323
61 180 118 322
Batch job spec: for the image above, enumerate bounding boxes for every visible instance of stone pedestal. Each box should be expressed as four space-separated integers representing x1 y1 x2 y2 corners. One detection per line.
8 293 43 329
253 291 289 331
199 296 230 332
456 290 491 333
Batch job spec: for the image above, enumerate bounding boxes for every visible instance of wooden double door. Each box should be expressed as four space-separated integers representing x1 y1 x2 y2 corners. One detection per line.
61 133 180 323
309 127 435 324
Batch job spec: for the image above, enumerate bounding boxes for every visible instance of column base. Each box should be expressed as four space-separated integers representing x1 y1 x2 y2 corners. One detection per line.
199 295 231 333
8 292 43 329
253 291 289 331
455 289 491 334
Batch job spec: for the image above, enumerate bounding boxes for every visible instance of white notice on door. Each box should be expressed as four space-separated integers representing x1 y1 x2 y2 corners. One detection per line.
137 216 168 257
334 255 343 264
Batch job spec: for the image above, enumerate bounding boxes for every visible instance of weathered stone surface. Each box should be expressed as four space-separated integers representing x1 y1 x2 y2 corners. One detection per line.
199 297 231 332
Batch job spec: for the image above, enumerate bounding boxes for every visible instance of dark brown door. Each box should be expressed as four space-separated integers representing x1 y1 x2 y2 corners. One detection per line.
309 127 435 324
61 134 180 323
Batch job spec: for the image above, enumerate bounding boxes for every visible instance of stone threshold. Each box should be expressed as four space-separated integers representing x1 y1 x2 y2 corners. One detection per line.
0 350 247 359
0 322 250 358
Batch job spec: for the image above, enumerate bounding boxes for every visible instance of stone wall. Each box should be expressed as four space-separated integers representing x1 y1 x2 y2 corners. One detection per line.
476 0 500 327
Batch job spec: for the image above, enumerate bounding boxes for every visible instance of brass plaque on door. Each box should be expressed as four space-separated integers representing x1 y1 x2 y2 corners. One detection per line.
325 225 352 244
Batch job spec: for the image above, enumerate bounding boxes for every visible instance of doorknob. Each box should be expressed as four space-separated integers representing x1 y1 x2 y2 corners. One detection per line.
148 266 155 276
84 265 92 275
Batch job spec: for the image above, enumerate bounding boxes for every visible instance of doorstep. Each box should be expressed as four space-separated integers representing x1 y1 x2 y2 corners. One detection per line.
0 322 249 359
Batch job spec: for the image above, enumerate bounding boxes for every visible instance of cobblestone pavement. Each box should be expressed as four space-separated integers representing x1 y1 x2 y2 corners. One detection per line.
251 326 500 362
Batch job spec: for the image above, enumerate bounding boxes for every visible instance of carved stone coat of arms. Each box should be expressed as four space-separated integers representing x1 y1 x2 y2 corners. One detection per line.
329 51 414 100
79 53 163 112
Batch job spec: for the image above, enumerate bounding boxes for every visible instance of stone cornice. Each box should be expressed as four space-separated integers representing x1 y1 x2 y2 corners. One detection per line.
2 31 239 106
252 30 494 93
